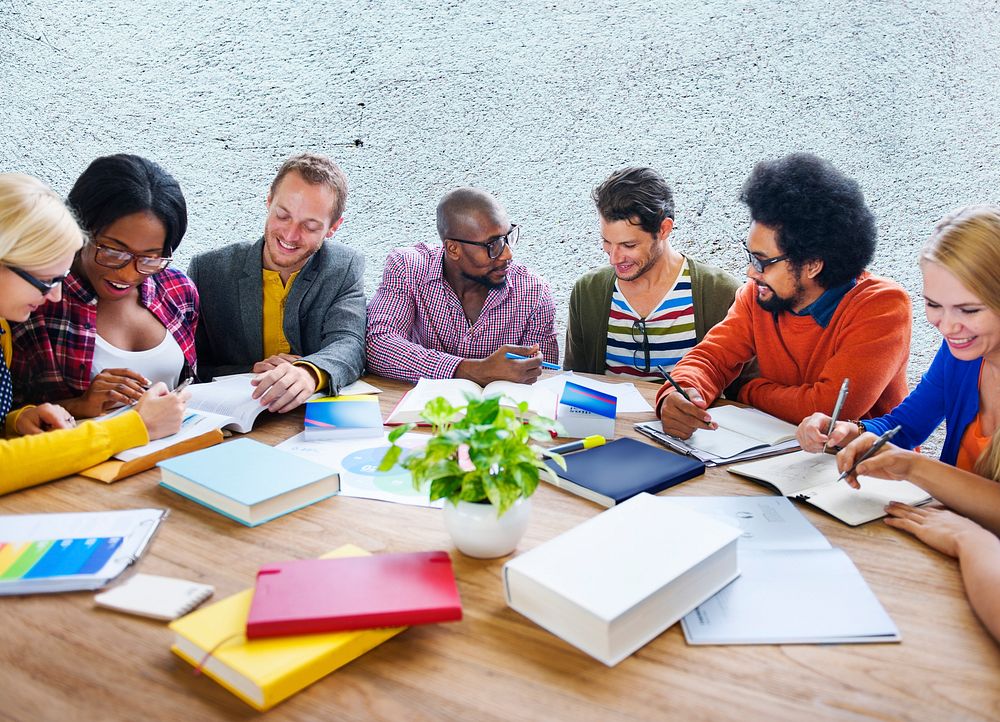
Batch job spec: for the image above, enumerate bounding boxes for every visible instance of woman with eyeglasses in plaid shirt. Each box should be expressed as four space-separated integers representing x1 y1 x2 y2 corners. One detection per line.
11 155 199 418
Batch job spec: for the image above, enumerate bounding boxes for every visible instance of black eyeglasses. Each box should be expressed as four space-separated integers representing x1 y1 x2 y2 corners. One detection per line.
92 243 172 275
8 265 69 295
449 224 519 260
631 319 651 373
741 242 789 274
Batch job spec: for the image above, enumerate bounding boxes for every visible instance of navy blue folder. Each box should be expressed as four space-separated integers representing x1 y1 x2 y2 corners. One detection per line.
544 437 705 507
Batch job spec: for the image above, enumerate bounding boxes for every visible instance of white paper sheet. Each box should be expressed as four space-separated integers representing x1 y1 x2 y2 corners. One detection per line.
276 432 442 508
536 372 654 413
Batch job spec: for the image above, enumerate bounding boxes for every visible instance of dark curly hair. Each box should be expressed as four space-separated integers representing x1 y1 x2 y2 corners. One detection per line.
68 154 188 255
592 167 674 236
740 153 876 288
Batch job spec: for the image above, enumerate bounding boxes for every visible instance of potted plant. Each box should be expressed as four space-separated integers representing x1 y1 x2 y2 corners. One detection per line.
378 394 565 558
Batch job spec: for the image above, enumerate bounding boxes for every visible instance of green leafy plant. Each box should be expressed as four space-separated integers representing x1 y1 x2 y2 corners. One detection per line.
377 394 566 517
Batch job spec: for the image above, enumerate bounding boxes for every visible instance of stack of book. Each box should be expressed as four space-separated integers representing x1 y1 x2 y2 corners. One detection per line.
169 545 462 711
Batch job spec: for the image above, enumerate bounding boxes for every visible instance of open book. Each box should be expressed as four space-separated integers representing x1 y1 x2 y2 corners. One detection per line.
728 450 932 526
385 378 557 425
635 405 799 465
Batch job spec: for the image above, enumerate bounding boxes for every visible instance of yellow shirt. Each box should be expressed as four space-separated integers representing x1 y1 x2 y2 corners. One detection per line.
0 319 148 495
261 269 327 392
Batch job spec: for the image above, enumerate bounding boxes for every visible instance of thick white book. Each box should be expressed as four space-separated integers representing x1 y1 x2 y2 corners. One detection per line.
502 493 742 666
385 378 557 424
728 450 932 526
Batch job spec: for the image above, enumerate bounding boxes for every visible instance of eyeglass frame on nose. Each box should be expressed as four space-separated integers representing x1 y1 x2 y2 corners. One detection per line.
91 242 172 275
741 241 789 274
7 265 69 295
447 224 519 260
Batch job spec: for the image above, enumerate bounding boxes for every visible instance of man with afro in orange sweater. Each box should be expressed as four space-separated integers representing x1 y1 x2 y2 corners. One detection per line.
657 152 910 438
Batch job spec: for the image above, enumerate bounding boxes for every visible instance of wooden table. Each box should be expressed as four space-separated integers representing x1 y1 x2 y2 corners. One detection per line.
1 374 998 722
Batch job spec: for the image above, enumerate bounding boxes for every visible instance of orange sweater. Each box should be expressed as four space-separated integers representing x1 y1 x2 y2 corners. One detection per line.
656 273 911 424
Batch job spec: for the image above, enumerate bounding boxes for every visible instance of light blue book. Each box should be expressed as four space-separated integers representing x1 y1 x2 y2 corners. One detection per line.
157 439 339 527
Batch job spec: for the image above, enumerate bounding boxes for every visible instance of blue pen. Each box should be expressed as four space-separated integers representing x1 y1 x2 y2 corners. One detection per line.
505 352 560 370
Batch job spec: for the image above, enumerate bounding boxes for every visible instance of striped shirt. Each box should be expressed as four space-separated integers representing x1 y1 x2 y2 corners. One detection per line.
604 258 697 380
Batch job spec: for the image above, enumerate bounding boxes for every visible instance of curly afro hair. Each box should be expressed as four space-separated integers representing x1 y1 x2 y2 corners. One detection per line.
740 153 876 288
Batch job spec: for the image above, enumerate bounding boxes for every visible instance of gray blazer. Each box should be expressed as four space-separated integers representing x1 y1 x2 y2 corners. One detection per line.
187 237 366 393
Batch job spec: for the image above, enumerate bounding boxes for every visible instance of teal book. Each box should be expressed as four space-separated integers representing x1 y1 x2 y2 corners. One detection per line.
304 395 384 440
157 439 339 527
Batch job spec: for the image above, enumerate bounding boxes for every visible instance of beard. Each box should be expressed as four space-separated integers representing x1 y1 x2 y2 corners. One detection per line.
462 268 508 290
755 270 807 315
614 243 663 282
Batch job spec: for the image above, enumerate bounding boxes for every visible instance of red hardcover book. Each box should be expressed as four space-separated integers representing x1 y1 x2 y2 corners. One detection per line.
245 550 462 639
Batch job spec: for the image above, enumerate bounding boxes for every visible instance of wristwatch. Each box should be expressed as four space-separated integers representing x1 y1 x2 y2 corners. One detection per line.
854 420 867 436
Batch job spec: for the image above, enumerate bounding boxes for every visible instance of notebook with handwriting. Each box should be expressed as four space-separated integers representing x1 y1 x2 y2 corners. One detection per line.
728 450 931 526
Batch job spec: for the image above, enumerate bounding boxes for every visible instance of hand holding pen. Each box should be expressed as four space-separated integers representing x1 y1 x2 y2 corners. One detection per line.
657 368 716 439
836 425 902 488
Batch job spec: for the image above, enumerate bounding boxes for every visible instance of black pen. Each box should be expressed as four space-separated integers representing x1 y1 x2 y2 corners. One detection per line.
837 425 901 482
659 367 693 403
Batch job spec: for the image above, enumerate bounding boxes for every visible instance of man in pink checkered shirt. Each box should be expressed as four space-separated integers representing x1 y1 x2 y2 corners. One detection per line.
366 188 558 385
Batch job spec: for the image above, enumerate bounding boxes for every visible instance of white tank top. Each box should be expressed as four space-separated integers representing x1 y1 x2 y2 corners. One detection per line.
91 330 185 389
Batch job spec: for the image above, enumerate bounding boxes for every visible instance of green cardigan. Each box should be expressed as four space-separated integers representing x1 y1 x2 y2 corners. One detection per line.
564 258 753 396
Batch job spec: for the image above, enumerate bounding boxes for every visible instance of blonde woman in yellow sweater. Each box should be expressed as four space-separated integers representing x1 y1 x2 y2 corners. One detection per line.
0 173 190 494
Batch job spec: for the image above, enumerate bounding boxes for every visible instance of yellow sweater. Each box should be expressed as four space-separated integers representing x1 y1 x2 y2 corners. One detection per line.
0 319 148 495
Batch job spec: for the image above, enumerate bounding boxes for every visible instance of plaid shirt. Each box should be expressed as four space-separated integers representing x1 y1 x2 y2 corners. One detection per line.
366 243 558 383
10 267 199 406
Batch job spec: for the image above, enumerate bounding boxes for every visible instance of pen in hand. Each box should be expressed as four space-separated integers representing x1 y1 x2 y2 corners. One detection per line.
837 425 901 483
504 352 560 370
823 378 850 453
173 377 194 394
659 367 692 403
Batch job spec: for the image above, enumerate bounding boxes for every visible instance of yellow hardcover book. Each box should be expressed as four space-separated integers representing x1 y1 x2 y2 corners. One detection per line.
168 545 405 710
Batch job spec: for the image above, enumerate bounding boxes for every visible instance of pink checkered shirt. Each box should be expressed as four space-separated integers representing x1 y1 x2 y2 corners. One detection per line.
366 243 558 382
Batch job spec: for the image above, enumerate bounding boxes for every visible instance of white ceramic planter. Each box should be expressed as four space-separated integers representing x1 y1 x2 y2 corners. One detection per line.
442 497 532 559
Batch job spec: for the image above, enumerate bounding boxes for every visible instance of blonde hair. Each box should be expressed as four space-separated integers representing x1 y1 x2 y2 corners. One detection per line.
922 205 1000 481
0 173 85 268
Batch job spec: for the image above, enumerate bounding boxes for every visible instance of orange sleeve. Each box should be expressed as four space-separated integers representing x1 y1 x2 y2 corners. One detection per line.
738 284 911 423
655 282 758 414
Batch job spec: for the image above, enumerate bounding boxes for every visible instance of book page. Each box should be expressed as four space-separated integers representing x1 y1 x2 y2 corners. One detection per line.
800 476 932 526
186 376 264 433
709 406 798 445
114 410 231 461
729 451 837 495
482 381 557 418
397 378 484 413
687 425 770 459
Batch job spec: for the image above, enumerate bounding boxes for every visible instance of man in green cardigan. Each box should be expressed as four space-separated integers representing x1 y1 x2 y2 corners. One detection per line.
565 167 746 393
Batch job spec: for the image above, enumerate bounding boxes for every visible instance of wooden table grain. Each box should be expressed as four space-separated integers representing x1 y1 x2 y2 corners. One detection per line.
1 373 998 722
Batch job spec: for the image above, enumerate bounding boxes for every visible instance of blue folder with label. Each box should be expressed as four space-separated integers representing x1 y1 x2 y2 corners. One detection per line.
557 381 617 439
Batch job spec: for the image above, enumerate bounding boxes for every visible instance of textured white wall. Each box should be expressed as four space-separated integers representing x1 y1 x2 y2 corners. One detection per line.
3 0 999 398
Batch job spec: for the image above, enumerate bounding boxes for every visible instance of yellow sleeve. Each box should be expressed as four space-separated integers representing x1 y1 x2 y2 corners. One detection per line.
0 411 149 496
293 361 328 393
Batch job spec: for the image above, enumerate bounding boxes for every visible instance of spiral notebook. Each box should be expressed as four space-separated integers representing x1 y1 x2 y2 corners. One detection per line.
94 573 215 620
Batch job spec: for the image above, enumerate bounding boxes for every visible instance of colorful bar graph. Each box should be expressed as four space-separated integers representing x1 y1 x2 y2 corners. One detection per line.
0 537 122 580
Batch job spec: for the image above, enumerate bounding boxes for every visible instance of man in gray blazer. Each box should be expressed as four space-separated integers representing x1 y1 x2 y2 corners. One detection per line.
188 153 365 413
